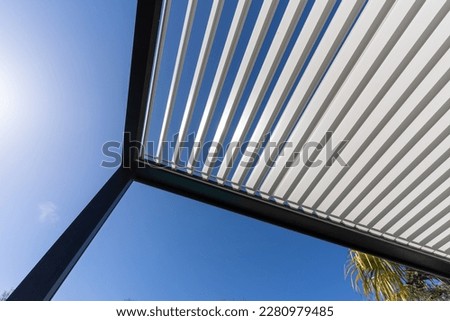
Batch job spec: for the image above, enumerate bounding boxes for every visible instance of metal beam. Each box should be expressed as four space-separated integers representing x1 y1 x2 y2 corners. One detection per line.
134 160 450 279
8 167 133 301
123 0 163 168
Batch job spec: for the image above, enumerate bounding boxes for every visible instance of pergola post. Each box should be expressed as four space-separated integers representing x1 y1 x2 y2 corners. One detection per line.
8 168 133 301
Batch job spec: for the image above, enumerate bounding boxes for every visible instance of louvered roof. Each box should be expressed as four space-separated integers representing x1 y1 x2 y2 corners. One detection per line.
140 0 450 267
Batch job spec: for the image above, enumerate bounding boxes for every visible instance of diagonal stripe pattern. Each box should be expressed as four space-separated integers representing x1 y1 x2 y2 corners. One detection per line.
143 0 450 263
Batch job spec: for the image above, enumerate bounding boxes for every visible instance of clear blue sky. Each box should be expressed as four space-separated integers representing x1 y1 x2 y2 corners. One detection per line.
0 0 363 300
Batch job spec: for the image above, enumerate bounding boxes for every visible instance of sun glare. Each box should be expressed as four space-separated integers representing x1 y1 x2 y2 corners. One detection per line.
0 65 19 134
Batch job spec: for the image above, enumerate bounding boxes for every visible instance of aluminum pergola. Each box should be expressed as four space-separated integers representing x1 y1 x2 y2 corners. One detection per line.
9 0 450 300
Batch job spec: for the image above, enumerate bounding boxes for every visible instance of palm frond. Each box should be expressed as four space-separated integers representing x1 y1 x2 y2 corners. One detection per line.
345 250 450 300
345 250 409 300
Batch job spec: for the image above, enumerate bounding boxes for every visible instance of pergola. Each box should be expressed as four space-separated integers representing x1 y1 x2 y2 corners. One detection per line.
9 0 450 300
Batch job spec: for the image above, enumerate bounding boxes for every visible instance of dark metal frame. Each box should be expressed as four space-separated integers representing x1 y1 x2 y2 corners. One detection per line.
8 0 162 301
8 0 450 301
134 161 450 280
7 167 133 301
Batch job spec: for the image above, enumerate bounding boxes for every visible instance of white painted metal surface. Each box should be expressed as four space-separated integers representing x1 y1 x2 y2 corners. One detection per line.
144 0 450 261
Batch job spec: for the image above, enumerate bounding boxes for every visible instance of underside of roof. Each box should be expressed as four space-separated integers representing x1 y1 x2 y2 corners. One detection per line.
137 0 450 273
